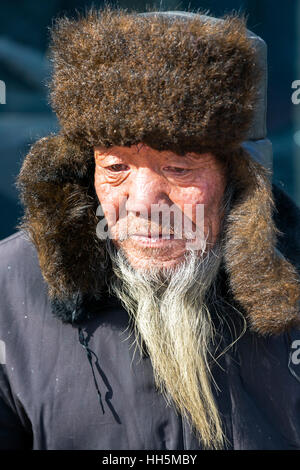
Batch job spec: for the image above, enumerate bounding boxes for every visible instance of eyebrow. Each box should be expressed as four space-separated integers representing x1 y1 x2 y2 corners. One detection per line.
95 151 119 160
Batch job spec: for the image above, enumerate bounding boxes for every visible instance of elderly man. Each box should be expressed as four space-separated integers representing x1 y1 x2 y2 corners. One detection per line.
0 7 299 450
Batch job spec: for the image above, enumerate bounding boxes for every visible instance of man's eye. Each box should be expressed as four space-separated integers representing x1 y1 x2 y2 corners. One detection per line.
163 166 190 174
106 164 129 172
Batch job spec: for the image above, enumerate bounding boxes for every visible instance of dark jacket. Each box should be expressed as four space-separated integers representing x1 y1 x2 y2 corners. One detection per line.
0 184 299 450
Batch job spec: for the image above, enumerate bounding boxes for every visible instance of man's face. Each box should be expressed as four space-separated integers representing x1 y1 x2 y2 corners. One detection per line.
94 142 226 270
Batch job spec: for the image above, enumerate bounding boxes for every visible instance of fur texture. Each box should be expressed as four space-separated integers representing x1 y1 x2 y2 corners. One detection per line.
16 6 300 334
49 6 262 154
223 147 300 335
17 135 108 300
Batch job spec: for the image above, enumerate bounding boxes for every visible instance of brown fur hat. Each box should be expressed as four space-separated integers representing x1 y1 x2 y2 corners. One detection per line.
48 6 262 154
17 6 300 335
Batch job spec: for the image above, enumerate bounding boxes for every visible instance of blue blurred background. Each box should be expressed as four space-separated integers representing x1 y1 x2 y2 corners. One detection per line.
0 0 300 240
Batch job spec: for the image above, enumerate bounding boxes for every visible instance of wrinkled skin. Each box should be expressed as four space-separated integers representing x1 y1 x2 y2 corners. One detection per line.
94 142 226 270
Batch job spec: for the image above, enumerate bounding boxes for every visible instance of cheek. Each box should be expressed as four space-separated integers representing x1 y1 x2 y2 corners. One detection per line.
94 172 122 229
171 173 225 225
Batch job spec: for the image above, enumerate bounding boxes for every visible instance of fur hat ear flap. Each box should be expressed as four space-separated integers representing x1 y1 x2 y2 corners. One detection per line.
17 134 109 303
223 146 300 335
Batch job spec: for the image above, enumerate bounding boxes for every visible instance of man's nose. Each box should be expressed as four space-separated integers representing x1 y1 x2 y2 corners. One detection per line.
125 167 170 215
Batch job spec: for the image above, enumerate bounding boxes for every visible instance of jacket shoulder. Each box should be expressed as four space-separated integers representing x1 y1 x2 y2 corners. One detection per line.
0 231 49 323
0 231 41 278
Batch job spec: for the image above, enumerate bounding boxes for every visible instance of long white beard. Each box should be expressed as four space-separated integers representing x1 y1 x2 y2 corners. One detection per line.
105 238 235 449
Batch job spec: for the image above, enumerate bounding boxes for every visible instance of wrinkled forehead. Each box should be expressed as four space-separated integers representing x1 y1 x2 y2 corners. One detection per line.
94 142 223 167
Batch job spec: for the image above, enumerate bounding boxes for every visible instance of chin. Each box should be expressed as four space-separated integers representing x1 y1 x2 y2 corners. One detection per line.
126 250 188 271
137 257 185 271
112 238 192 271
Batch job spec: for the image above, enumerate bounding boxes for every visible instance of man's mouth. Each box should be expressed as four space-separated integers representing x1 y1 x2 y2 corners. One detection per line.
130 233 176 245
